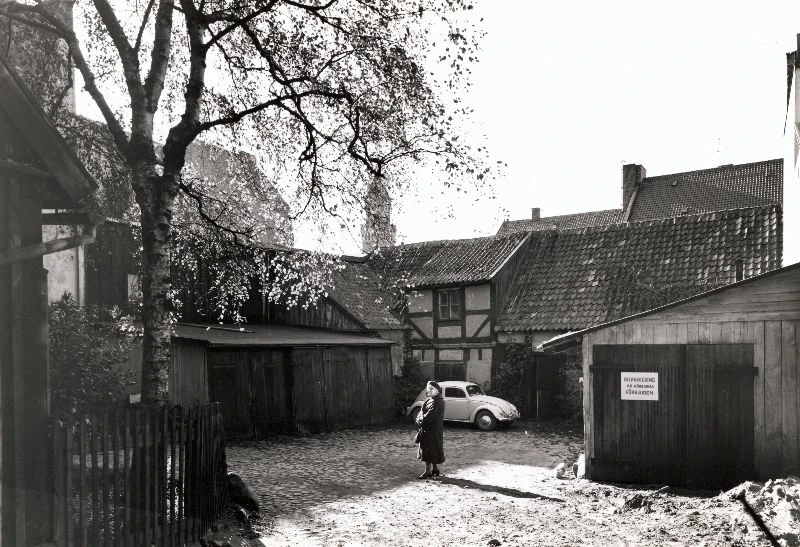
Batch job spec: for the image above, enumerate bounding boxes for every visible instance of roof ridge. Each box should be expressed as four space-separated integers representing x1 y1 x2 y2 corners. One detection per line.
642 158 782 182
555 203 779 236
503 208 623 225
373 231 525 252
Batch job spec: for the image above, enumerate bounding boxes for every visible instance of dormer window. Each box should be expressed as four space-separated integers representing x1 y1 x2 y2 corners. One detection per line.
438 289 460 320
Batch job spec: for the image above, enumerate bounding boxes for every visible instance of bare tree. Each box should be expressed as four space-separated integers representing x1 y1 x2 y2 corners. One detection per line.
0 0 486 405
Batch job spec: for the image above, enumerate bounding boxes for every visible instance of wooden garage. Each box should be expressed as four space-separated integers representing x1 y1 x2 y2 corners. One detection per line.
541 263 800 488
170 324 396 438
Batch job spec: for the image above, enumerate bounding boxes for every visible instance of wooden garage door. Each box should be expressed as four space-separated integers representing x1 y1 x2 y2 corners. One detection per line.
250 350 288 436
592 344 754 488
208 351 253 439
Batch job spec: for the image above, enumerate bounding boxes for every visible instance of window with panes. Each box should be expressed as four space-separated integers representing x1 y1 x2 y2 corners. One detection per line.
438 289 460 320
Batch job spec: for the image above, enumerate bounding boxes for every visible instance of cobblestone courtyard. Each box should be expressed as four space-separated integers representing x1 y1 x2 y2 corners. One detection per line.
225 421 776 546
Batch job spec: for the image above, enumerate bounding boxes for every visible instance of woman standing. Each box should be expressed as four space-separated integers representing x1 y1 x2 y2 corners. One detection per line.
415 381 445 479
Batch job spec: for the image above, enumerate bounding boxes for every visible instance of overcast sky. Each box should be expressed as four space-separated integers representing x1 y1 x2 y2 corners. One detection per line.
304 1 800 254
72 2 800 254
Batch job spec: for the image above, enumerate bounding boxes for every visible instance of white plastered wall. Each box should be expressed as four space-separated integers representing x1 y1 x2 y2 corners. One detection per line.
784 63 800 266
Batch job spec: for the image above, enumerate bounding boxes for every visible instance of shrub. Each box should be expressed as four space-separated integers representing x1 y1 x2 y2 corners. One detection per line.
393 357 426 416
49 294 138 419
553 350 583 421
490 341 534 411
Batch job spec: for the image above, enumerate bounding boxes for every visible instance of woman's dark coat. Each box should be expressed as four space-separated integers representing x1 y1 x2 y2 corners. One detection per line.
417 395 445 464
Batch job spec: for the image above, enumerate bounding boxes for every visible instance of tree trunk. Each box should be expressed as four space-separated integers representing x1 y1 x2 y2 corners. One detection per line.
137 172 176 406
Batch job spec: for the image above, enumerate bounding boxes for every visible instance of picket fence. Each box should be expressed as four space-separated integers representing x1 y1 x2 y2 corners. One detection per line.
50 403 227 546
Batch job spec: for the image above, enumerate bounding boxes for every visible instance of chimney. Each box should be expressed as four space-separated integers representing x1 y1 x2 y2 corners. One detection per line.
531 207 540 220
622 164 646 211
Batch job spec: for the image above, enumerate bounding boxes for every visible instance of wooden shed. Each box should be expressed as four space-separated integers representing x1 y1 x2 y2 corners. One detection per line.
0 54 97 544
170 324 396 438
541 263 800 488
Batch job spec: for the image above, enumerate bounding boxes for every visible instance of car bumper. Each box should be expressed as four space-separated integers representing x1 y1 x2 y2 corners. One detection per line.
498 410 521 423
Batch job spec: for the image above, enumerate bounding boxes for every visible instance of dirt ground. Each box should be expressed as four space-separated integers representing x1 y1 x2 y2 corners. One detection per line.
202 420 795 546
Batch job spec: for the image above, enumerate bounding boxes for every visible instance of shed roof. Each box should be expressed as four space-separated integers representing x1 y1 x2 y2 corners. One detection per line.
497 209 624 235
327 259 404 330
0 54 95 206
368 232 529 288
174 323 394 347
496 204 782 332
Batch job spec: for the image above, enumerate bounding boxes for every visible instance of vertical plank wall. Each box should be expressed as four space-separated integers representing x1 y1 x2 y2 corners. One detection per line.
583 267 800 479
0 151 52 542
170 339 209 407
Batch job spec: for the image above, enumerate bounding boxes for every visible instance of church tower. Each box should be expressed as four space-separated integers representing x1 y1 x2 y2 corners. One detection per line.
360 178 396 254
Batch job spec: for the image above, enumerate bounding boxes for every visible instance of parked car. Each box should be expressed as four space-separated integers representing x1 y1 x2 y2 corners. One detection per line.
406 381 520 431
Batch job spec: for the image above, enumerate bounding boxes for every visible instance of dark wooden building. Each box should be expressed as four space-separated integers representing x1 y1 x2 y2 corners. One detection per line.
542 262 800 488
0 54 97 544
170 324 395 438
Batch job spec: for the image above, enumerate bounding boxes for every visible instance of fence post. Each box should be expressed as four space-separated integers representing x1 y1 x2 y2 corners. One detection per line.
159 406 168 547
90 414 100 546
64 423 74 546
178 406 186 546
79 418 88 546
50 421 63 546
132 410 142 547
121 411 130 547
143 409 151 547
169 407 177 547
103 413 111 546
113 411 121 547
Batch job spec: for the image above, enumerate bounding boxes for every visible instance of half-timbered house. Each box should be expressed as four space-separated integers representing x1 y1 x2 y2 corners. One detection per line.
368 232 531 385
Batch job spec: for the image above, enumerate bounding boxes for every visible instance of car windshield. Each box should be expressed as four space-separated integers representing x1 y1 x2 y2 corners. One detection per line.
465 384 484 396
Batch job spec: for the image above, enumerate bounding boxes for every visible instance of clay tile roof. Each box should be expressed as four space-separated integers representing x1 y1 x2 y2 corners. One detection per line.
497 204 782 332
368 232 530 288
497 209 624 235
326 259 404 330
627 159 783 222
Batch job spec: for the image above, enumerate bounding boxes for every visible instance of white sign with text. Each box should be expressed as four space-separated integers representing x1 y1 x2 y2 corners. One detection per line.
621 372 658 400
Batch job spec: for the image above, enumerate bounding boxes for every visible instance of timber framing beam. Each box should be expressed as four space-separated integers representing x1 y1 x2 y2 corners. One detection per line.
0 215 104 266
0 158 51 180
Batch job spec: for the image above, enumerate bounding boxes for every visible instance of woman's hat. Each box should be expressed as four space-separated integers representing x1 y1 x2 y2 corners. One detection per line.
427 380 442 392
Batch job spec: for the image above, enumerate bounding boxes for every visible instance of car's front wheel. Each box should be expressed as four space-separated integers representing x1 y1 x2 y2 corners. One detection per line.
409 406 421 424
474 410 497 431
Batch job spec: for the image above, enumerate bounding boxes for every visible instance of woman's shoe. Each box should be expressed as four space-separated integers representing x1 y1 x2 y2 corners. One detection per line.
431 468 441 477
417 471 432 479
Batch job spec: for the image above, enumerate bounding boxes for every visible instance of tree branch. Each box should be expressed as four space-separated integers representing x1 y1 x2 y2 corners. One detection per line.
134 0 156 53
280 0 338 12
202 1 277 52
143 0 174 113
178 180 254 239
162 0 206 176
91 0 147 112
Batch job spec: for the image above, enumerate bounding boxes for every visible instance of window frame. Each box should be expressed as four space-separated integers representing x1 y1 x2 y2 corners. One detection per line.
438 288 461 321
444 387 467 399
